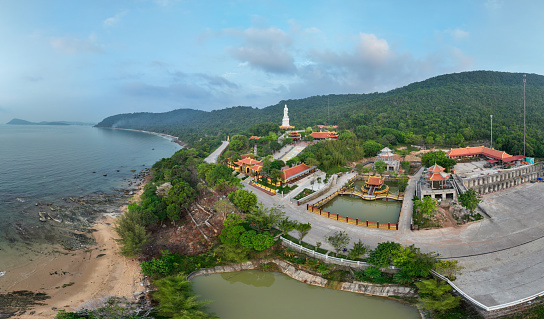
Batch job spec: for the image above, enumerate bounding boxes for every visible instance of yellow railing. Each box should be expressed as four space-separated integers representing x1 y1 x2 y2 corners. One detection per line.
307 204 398 230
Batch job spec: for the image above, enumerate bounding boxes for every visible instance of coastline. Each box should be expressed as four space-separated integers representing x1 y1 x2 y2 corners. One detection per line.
106 127 187 148
1 177 151 319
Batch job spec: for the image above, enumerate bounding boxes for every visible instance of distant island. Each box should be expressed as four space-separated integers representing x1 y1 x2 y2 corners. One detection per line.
6 118 95 126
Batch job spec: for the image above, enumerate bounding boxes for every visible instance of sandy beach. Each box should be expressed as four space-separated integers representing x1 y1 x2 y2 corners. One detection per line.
1 215 143 318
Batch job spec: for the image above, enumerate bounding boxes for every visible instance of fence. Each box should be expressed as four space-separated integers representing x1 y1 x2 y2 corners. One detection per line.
249 180 276 195
431 270 544 312
280 237 368 268
307 204 399 230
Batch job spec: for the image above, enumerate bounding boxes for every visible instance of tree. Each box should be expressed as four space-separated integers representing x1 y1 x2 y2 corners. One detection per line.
165 181 196 221
228 189 258 212
367 241 402 268
348 239 370 259
113 209 149 257
362 140 383 157
401 161 410 172
421 151 456 171
458 188 482 215
219 213 246 245
434 260 464 281
277 217 297 236
213 199 235 218
294 222 311 243
374 160 386 175
326 231 351 255
414 196 437 218
252 233 275 251
415 279 460 314
246 203 285 233
152 275 218 319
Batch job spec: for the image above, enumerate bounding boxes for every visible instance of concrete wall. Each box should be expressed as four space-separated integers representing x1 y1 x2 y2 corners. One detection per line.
463 163 544 194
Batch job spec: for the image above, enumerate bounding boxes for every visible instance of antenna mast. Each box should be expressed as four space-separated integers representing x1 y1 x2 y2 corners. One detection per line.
490 114 493 149
523 74 526 157
327 96 330 125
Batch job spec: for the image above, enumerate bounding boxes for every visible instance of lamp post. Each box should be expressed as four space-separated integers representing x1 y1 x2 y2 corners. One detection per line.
490 114 493 149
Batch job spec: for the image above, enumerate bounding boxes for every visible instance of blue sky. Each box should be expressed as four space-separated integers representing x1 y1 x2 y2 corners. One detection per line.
0 0 543 123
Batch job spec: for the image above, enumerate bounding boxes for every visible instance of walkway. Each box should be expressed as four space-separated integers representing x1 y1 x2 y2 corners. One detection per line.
245 168 544 309
204 141 229 164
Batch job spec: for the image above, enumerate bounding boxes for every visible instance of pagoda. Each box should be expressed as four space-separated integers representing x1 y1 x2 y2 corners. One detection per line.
365 176 385 195
288 131 301 141
426 163 450 190
375 147 400 172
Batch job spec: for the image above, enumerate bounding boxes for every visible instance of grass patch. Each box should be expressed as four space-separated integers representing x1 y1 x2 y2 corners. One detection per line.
294 188 315 200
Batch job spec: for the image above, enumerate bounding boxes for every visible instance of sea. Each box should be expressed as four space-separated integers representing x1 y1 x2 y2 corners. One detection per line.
0 124 181 276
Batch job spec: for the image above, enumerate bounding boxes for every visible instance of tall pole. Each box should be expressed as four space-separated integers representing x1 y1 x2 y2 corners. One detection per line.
490 114 493 149
327 96 330 125
523 74 526 157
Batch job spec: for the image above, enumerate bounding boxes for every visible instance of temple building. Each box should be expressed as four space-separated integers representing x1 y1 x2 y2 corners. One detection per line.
310 131 338 140
446 146 527 165
281 163 317 184
279 104 294 130
375 147 400 172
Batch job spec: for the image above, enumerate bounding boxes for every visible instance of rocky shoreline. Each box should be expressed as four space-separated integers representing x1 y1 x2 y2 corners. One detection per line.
0 170 151 318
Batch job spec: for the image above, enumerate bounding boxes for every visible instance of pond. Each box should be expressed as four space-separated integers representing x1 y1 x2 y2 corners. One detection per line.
320 195 401 224
191 270 421 319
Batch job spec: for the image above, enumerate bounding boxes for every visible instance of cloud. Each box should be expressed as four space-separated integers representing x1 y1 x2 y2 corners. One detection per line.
122 81 208 99
285 32 473 98
225 27 296 74
485 0 503 11
49 34 103 54
104 11 127 28
445 28 469 41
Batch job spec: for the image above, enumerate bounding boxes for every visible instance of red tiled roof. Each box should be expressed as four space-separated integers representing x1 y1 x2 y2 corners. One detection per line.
429 172 450 181
310 132 338 139
241 154 255 159
249 136 262 140
428 164 445 173
503 155 526 163
447 146 511 161
281 163 312 180
235 157 262 166
280 125 295 129
366 176 385 186
249 164 263 172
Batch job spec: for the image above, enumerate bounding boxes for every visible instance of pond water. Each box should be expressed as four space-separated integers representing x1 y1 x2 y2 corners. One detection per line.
191 270 420 319
320 195 401 224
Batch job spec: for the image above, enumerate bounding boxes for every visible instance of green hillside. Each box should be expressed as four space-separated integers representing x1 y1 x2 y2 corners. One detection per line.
96 71 544 157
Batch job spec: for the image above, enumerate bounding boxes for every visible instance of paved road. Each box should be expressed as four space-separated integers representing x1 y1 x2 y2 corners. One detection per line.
204 141 229 164
245 171 544 308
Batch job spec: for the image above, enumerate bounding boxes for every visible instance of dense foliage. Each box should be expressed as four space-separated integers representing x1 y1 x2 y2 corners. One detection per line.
96 71 544 157
114 148 203 256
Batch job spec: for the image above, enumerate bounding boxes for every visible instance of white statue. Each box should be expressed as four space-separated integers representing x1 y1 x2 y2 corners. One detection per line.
282 104 290 127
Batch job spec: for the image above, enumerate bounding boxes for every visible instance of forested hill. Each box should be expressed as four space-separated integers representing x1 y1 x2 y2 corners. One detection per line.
96 71 544 157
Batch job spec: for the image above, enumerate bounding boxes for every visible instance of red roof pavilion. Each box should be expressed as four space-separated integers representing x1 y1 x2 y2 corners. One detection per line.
366 176 385 186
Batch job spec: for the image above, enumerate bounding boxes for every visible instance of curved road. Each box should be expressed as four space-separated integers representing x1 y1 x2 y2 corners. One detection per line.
205 141 229 164
244 169 544 308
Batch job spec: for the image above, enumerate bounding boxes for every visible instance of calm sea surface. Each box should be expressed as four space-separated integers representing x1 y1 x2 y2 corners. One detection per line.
0 125 180 254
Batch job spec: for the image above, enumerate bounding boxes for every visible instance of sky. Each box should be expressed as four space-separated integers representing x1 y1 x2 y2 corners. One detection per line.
1 0 543 123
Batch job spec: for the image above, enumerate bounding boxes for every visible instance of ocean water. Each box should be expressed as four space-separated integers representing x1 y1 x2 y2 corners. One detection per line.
0 125 180 267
